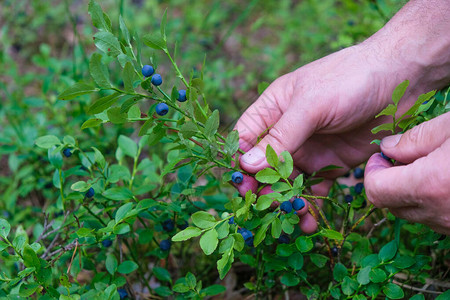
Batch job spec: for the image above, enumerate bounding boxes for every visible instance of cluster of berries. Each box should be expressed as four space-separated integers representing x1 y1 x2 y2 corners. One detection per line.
141 64 187 116
159 219 188 251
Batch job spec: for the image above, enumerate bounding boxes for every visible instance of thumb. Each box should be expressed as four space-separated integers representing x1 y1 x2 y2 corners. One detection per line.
381 112 450 164
240 108 316 173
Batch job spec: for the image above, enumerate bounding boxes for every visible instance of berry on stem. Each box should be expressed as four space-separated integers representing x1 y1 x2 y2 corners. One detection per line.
118 288 128 300
292 198 305 211
177 221 188 230
142 65 154 77
331 246 338 257
228 216 235 224
63 148 72 158
160 239 171 251
155 103 169 116
344 195 353 204
151 74 162 86
85 187 95 198
353 167 364 179
162 219 175 232
354 182 364 194
380 152 391 160
231 171 244 184
238 228 253 241
280 201 293 213
177 89 187 102
102 239 113 248
278 234 290 244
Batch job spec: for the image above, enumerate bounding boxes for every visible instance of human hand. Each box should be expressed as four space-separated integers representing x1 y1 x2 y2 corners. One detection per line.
365 112 450 235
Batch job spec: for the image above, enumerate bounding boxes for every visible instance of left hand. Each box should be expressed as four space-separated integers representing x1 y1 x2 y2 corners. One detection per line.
365 112 450 234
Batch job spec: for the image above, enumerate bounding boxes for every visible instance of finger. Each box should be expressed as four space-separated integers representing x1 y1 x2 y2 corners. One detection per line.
299 213 318 234
232 174 259 197
364 153 421 208
381 112 450 164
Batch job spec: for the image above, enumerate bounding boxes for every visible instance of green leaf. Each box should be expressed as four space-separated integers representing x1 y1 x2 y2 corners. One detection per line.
142 34 167 50
118 135 138 157
89 53 111 88
71 181 90 192
107 107 127 124
392 80 409 105
94 31 122 57
23 245 40 269
59 82 98 101
204 110 220 138
102 187 133 201
81 118 103 130
106 254 118 275
375 104 397 118
278 151 293 179
19 283 40 297
281 218 294 234
225 130 240 155
309 253 328 268
160 9 167 39
265 144 279 168
271 218 282 238
436 290 450 300
113 223 130 235
295 236 313 252
88 0 109 31
255 168 280 184
172 283 190 293
153 267 171 282
393 256 415 269
122 62 135 93
255 193 281 211
200 229 218 255
257 82 270 94
276 244 294 257
320 229 344 241
409 295 425 300
280 273 300 287
342 276 358 296
155 286 172 297
288 252 303 270
271 182 291 192
121 96 143 113
371 122 394 134
379 240 397 262
87 92 122 114
369 268 386 283
0 218 11 239
382 283 404 299
253 224 269 247
35 135 61 149
191 211 216 229
201 285 226 296
172 227 202 241
357 266 371 285
117 260 138 274
180 121 197 139
119 15 130 45
185 272 196 289
333 263 348 281
115 203 133 224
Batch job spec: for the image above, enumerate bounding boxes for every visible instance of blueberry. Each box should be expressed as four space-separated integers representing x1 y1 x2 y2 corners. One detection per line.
177 221 188 230
353 167 364 179
228 216 235 224
344 195 353 204
118 288 128 300
162 219 175 232
63 148 72 158
280 201 293 213
278 234 290 244
292 198 305 211
238 228 253 241
354 183 364 194
380 152 391 161
155 103 169 116
85 187 95 198
177 89 187 102
142 65 154 77
160 239 171 251
151 74 162 86
231 171 244 184
331 246 338 257
102 239 113 247
245 236 254 247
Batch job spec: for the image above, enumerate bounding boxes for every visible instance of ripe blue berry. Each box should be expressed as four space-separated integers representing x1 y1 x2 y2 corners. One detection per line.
85 187 95 198
102 239 113 248
280 201 293 213
118 288 128 300
162 219 175 232
63 148 72 158
142 65 154 77
380 152 391 160
228 216 235 224
354 183 364 194
151 74 162 86
278 234 290 244
160 239 171 251
155 103 169 116
231 171 244 184
177 221 188 230
331 246 338 257
344 195 353 204
177 89 187 102
292 198 305 211
238 228 253 241
245 236 254 247
353 167 364 179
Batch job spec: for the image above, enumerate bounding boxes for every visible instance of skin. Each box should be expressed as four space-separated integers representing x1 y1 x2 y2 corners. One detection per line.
233 0 450 233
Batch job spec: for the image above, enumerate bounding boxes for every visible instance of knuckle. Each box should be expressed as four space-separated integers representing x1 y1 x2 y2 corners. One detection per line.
266 126 290 152
404 124 425 146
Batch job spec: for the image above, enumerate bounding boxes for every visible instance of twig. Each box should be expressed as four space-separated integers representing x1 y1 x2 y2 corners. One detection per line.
67 239 79 275
367 217 387 238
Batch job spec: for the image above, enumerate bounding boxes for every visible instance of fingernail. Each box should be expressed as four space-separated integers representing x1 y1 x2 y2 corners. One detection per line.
241 147 265 166
382 134 402 148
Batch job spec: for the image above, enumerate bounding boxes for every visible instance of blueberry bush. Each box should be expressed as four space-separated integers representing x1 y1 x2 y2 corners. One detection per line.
1 0 449 299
